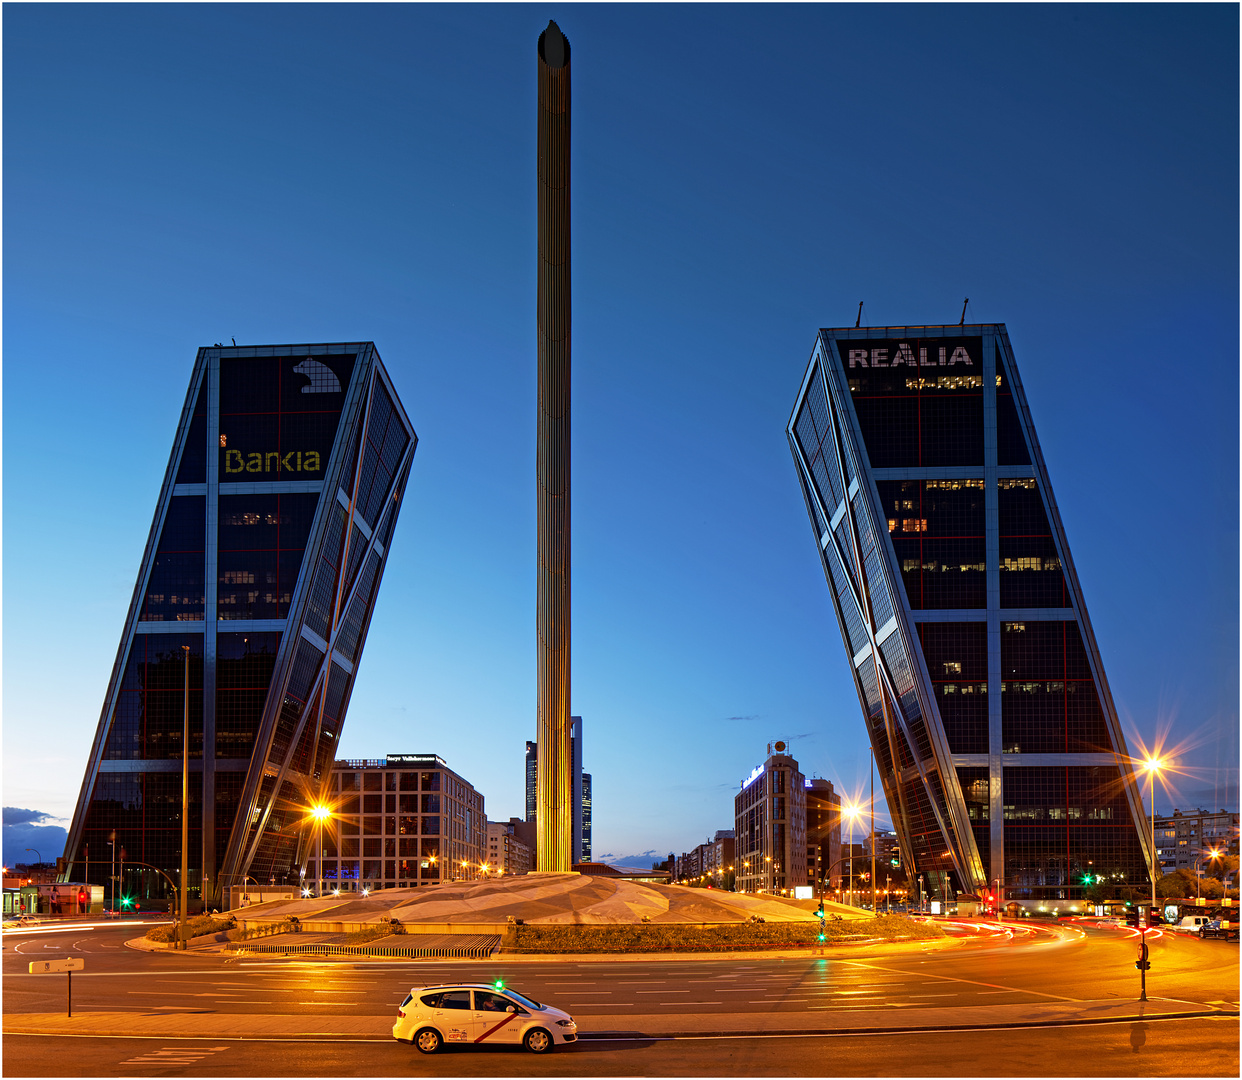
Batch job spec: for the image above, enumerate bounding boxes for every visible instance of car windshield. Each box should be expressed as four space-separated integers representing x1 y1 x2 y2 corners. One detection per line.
503 989 542 1011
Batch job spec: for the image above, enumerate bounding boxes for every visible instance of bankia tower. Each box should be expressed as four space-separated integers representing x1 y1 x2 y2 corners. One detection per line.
63 343 415 908
788 325 1152 907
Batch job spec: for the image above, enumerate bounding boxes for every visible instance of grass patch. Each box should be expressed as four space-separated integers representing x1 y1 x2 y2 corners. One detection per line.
145 915 234 943
509 914 943 954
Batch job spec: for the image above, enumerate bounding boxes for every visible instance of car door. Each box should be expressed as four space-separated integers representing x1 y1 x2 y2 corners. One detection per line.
432 989 477 1045
472 990 525 1045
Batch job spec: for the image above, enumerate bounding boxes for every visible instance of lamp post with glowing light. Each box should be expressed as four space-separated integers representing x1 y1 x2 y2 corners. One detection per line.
310 803 331 897
843 805 860 908
1142 758 1164 912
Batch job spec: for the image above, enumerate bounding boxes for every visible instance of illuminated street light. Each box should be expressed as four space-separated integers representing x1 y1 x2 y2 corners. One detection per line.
843 805 861 908
1142 758 1165 913
310 803 332 898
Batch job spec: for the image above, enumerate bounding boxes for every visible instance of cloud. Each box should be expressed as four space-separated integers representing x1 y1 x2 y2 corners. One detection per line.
3 807 65 827
3 807 70 866
724 715 760 722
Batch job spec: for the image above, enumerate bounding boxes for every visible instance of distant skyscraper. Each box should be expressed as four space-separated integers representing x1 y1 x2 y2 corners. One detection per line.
62 343 415 907
525 741 538 823
581 772 592 861
787 324 1152 906
526 718 589 863
571 715 583 864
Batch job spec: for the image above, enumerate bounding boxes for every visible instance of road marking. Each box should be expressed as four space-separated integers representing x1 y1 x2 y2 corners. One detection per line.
121 1046 230 1067
637 989 688 994
978 989 1021 995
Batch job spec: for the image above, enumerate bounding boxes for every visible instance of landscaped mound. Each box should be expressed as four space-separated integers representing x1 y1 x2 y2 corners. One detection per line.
507 913 943 953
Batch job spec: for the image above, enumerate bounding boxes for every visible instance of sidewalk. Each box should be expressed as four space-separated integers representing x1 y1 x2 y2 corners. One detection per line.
3 997 1231 1041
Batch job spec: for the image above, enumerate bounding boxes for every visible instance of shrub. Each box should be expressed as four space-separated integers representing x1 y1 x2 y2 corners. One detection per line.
342 925 397 946
509 915 942 954
145 915 234 943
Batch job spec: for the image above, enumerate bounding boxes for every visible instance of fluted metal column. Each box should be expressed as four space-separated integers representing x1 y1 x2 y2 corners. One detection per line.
536 19 572 873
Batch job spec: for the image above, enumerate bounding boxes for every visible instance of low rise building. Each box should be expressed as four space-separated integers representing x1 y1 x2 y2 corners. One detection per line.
1154 808 1240 876
310 754 486 892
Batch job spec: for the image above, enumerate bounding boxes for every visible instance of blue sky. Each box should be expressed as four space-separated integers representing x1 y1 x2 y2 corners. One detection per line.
3 4 1237 865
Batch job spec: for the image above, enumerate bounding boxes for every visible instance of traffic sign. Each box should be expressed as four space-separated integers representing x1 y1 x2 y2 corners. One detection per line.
28 958 84 974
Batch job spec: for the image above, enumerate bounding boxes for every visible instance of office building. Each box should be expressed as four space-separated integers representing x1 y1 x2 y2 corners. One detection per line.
62 343 415 907
806 778 842 891
310 755 484 890
735 744 808 893
788 325 1151 906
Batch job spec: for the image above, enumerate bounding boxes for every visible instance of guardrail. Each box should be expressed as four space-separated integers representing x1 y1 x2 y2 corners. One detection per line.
225 937 500 960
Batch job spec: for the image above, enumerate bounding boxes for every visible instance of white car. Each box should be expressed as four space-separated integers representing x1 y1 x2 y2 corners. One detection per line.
393 982 578 1054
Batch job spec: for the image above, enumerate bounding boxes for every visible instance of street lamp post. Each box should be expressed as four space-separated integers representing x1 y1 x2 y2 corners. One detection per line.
310 804 331 897
843 805 860 908
870 749 876 914
179 644 190 949
1143 758 1163 914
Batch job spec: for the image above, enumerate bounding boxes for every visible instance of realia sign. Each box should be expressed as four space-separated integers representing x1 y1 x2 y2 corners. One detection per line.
846 343 975 368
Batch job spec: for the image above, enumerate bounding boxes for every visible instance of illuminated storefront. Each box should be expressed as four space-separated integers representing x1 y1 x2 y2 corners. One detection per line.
788 325 1153 906
62 343 415 908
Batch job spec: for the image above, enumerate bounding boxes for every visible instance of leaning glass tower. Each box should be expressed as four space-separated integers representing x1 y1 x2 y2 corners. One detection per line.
62 343 415 908
788 325 1152 906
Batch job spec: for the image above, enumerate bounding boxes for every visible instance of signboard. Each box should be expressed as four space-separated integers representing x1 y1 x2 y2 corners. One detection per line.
929 900 942 915
28 958 84 974
794 886 813 900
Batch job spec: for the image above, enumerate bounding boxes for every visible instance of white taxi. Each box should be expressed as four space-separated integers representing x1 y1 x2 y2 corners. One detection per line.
393 982 578 1054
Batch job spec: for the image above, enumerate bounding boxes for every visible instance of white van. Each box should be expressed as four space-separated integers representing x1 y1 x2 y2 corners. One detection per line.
1172 914 1211 934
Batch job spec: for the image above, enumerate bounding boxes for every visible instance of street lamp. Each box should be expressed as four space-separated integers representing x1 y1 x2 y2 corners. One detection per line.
843 805 860 908
310 803 331 897
1142 758 1164 913
1194 849 1222 900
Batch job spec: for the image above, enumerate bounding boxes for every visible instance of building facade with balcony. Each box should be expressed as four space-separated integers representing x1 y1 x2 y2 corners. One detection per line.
1154 808 1240 875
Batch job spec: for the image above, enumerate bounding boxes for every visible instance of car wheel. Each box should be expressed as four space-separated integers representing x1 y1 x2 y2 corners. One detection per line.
524 1027 554 1054
414 1028 442 1054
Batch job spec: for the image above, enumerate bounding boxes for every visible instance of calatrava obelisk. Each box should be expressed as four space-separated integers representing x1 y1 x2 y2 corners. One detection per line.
535 19 572 872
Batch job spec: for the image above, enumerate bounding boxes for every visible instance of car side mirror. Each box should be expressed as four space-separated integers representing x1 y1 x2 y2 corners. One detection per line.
506 1005 517 1012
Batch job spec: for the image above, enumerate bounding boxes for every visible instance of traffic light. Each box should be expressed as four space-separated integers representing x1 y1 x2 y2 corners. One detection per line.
815 903 825 918
120 895 134 910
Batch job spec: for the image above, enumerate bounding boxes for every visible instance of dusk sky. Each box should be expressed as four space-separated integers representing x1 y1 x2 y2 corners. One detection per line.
3 4 1237 866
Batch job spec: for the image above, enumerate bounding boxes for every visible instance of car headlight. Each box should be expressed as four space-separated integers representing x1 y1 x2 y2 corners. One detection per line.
556 1019 575 1027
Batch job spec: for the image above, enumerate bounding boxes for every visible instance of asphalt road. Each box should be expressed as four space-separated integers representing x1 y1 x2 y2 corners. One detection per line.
3 1017 1238 1077
3 919 1237 1021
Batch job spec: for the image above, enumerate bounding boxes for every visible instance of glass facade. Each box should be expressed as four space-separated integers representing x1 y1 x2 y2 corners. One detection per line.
789 325 1151 906
63 343 415 909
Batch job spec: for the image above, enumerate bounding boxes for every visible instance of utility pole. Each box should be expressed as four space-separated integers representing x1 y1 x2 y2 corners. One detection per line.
870 748 876 914
180 644 190 949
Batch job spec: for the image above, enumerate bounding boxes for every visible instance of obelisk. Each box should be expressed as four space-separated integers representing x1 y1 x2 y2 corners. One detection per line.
535 19 572 872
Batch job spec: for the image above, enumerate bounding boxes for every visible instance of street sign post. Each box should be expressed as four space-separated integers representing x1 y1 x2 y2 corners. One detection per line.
28 957 85 1017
